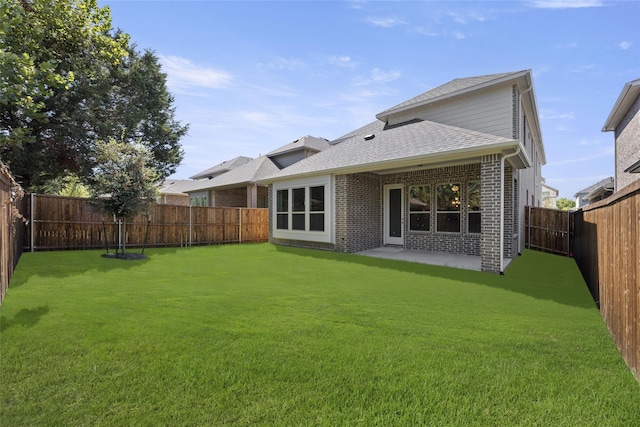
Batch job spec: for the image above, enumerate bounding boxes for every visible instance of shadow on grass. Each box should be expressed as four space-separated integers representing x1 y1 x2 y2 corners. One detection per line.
7 247 183 287
0 305 50 332
274 245 595 309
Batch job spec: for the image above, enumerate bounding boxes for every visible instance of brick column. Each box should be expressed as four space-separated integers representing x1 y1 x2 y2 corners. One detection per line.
481 154 502 273
247 184 258 208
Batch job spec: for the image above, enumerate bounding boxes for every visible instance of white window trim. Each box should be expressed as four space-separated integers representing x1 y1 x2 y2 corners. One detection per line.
272 175 334 243
408 184 431 233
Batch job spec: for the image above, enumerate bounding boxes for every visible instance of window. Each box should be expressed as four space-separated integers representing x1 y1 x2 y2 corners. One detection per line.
409 185 430 231
292 188 305 230
468 181 481 233
274 181 327 236
190 195 208 206
309 186 325 231
276 189 288 230
437 183 461 233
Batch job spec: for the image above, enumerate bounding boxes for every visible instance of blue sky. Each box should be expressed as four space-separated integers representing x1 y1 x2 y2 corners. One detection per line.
100 0 639 199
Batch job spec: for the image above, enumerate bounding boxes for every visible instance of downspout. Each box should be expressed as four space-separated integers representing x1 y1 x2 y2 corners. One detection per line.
500 147 521 274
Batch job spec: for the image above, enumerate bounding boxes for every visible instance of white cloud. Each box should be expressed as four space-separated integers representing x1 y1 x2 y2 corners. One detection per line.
159 55 232 94
546 148 614 166
261 57 305 71
329 55 358 69
528 0 605 9
619 41 632 50
448 10 489 24
365 16 406 28
452 30 466 40
540 111 575 120
577 138 604 146
353 68 401 86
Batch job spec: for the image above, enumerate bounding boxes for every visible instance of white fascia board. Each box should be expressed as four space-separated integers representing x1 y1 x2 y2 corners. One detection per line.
602 79 640 132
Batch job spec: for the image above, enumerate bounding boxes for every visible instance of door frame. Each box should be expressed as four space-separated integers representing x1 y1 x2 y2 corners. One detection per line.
383 184 404 246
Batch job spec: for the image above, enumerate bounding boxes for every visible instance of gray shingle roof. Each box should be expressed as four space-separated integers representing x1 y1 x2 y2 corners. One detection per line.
377 70 528 120
574 176 614 198
262 119 517 182
187 156 280 192
266 135 329 156
189 156 253 180
158 179 200 194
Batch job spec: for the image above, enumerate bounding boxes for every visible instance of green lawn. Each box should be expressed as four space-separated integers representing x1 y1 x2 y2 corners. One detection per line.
1 244 638 426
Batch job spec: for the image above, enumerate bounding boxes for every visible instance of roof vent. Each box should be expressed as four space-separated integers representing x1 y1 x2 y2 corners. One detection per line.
364 134 375 141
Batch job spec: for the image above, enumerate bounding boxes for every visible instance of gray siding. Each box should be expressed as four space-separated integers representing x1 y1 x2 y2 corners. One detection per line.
387 84 515 140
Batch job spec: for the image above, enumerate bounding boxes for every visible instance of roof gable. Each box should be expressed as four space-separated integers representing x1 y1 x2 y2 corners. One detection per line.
602 78 640 132
376 70 529 121
189 156 253 180
187 156 280 192
266 135 329 157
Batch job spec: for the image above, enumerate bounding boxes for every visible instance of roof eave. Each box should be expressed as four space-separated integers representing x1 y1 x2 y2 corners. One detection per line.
602 79 640 132
260 140 525 184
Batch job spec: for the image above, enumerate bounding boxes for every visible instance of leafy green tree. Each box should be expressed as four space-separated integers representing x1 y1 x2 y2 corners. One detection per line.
0 0 186 191
40 173 90 197
90 137 158 253
556 197 576 211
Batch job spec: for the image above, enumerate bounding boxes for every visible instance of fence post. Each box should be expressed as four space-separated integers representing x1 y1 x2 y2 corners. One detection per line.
189 204 192 247
238 208 242 243
527 205 531 249
30 193 35 252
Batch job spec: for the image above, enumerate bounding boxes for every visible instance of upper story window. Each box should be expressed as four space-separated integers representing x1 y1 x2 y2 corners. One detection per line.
409 185 430 231
436 183 461 233
468 181 481 233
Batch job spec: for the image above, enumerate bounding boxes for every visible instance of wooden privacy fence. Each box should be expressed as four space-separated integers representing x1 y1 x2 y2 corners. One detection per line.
571 181 639 381
0 162 25 304
23 194 269 251
524 206 572 256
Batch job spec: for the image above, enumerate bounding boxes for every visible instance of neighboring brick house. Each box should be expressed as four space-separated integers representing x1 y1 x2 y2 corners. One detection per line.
157 179 192 205
186 136 329 208
260 70 545 274
602 78 640 192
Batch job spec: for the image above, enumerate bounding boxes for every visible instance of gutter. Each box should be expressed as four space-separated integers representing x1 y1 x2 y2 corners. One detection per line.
500 147 521 274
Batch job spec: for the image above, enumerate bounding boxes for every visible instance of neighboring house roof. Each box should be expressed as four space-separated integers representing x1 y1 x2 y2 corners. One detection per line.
375 70 545 165
261 118 529 183
574 176 614 198
266 135 329 157
189 156 253 180
186 156 280 192
158 179 198 195
602 78 640 132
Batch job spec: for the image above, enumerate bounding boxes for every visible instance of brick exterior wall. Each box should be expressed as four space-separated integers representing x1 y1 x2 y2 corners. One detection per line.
268 160 514 274
380 164 482 255
213 187 246 207
481 154 502 272
615 93 640 191
334 173 382 253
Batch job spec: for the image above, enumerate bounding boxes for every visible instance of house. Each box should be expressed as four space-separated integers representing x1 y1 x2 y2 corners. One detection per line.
602 78 640 192
157 179 192 205
541 179 559 209
574 177 614 209
186 136 329 208
260 70 545 274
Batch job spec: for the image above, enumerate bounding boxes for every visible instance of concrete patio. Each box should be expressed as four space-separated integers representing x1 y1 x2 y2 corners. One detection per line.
356 246 514 272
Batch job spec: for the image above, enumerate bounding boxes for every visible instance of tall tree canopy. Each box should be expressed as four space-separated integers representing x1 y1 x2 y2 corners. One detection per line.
0 0 187 191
